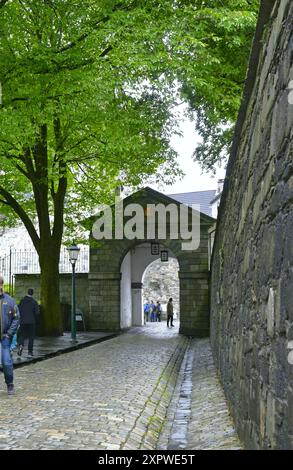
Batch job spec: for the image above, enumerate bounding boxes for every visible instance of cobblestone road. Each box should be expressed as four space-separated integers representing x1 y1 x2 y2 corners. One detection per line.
0 325 240 450
0 323 186 450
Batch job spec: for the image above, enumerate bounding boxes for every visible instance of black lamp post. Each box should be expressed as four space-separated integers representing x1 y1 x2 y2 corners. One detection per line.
67 244 80 342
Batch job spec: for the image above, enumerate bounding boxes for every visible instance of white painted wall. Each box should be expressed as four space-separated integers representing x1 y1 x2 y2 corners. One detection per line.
120 251 132 329
131 245 160 282
131 245 159 326
131 288 143 326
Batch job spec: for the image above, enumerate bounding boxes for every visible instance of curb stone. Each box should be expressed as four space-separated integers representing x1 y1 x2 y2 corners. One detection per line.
0 334 118 371
156 340 192 450
121 336 190 450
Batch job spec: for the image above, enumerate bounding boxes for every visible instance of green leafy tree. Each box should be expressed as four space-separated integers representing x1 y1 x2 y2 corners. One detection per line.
0 0 259 334
171 0 260 170
0 0 181 334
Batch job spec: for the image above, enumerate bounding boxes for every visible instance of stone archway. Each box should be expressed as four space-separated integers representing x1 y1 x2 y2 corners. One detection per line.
87 187 214 337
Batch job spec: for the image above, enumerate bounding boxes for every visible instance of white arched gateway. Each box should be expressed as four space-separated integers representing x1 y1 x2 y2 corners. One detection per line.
120 242 179 328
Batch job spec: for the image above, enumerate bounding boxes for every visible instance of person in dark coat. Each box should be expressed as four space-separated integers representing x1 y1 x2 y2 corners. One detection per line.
18 288 40 358
167 298 174 327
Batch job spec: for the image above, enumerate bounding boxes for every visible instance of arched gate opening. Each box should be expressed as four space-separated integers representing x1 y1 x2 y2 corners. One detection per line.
120 242 179 328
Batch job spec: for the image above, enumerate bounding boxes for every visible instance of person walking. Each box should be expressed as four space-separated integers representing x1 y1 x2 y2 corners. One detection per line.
167 298 174 327
150 300 156 322
156 301 162 322
0 275 20 395
144 300 150 323
18 288 40 358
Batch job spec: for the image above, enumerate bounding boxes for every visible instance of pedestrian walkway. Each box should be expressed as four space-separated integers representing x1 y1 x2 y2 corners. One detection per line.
1 332 116 369
0 323 186 450
157 338 242 450
0 324 241 450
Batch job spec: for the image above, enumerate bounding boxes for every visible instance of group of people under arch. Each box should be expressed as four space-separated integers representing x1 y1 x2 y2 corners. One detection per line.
143 298 175 327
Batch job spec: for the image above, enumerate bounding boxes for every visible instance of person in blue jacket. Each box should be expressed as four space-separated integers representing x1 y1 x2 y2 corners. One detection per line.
150 301 156 322
0 275 19 395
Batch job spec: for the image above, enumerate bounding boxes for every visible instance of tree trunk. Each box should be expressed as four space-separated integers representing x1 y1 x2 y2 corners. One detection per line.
39 253 63 336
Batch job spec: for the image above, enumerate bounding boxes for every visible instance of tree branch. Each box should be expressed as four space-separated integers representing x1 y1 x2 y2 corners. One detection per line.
52 166 67 244
0 0 9 9
23 147 37 179
0 152 30 179
56 16 112 53
0 198 9 205
0 185 40 251
52 115 67 244
68 167 96 203
66 153 118 166
53 0 134 57
14 162 30 178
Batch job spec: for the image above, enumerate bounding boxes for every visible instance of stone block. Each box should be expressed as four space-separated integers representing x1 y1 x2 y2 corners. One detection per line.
267 288 275 338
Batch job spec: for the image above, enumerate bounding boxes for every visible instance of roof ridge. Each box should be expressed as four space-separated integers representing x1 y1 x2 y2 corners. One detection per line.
168 189 217 195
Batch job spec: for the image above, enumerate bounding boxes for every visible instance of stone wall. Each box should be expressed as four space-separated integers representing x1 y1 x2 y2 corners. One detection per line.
14 273 90 329
211 0 293 450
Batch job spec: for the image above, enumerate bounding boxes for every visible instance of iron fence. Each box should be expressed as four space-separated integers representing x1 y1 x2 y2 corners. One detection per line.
0 246 89 295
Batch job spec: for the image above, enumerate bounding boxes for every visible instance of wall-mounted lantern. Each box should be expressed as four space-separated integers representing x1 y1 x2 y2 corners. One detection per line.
151 242 160 255
160 250 169 262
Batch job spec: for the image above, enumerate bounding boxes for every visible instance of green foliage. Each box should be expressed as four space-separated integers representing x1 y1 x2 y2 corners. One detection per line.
0 0 259 242
170 0 260 171
0 0 181 242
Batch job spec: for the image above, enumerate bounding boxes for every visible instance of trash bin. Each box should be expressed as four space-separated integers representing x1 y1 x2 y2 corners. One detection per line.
61 304 85 332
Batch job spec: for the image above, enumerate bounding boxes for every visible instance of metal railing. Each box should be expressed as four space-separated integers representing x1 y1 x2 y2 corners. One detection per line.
0 246 89 295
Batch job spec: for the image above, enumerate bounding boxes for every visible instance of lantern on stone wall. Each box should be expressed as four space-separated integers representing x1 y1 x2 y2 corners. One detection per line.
160 250 169 262
151 242 160 255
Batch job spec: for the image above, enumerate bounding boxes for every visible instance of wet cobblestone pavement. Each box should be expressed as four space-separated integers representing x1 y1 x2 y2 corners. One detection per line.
0 325 241 450
0 323 186 450
157 338 242 450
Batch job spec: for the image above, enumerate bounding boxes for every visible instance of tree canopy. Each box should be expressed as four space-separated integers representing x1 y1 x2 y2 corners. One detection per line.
172 0 260 170
0 0 182 242
0 0 260 237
